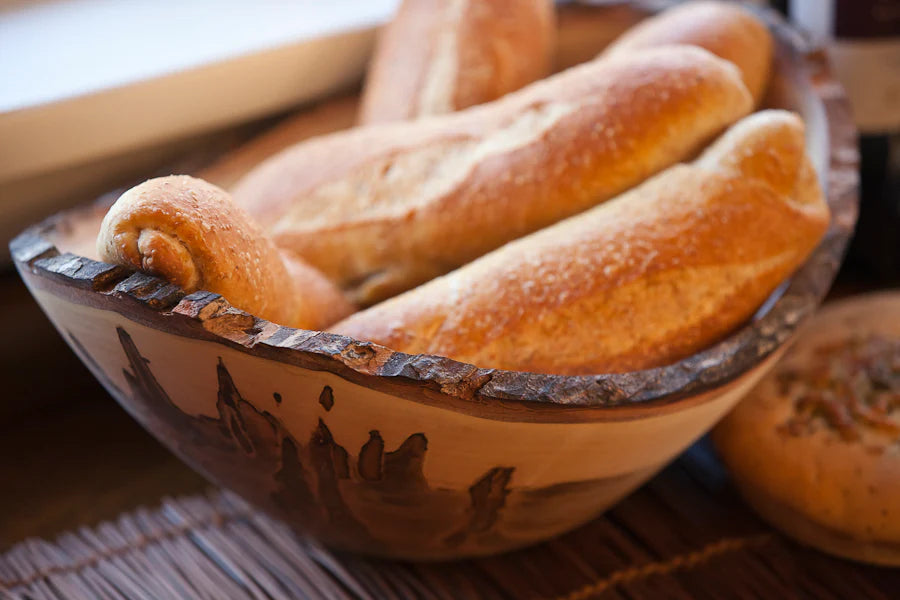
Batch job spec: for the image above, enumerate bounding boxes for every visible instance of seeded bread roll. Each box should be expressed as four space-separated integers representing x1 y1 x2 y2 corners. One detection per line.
97 175 353 329
359 0 555 124
603 0 773 104
234 46 753 306
331 111 830 374
714 292 900 566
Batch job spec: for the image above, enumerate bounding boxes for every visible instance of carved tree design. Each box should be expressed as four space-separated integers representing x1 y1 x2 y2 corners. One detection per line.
108 327 628 556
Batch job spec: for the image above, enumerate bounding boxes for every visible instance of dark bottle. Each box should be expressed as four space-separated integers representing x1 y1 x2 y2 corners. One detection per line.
788 1 900 286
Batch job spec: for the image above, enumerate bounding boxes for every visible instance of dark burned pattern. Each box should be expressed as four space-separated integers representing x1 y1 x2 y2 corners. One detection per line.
778 335 900 441
111 327 631 556
115 326 381 551
318 385 334 411
8 3 859 412
446 467 515 547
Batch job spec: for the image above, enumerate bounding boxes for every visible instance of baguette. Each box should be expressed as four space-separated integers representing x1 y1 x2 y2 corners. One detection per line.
331 110 830 375
603 0 773 104
233 46 753 306
359 0 555 124
97 176 353 329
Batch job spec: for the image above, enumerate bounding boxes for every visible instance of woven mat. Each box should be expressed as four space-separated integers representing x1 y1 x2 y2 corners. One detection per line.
2 440 897 600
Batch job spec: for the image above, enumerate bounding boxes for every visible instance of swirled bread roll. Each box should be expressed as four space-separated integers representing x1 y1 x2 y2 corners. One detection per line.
331 111 830 374
359 0 555 124
97 175 353 329
603 0 773 104
234 46 753 306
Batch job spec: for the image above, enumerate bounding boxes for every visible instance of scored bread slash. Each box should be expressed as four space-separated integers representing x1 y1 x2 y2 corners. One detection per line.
714 292 900 566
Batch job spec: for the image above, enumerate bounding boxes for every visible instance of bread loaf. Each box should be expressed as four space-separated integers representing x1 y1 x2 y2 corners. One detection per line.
359 0 555 124
331 110 830 374
233 46 753 306
603 0 773 104
713 293 900 566
97 176 353 329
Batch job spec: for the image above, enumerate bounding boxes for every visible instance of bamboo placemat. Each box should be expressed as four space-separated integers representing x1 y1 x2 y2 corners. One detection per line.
2 441 897 600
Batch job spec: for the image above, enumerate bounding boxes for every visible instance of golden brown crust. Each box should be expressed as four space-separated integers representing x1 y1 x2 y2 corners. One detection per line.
713 292 900 566
603 0 773 105
235 46 753 305
359 0 555 124
331 111 830 374
96 176 353 329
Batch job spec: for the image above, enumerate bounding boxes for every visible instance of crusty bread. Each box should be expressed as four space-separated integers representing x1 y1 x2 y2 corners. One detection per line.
97 176 353 329
713 292 900 566
359 0 555 124
331 111 830 374
603 0 773 104
234 46 753 306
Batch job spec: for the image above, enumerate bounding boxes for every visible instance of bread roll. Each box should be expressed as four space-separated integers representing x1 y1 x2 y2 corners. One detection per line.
603 0 773 104
713 292 900 566
234 46 753 306
97 176 353 329
331 111 830 374
359 0 555 124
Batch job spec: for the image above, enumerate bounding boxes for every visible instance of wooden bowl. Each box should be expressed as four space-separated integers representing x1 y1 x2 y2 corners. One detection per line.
11 3 857 560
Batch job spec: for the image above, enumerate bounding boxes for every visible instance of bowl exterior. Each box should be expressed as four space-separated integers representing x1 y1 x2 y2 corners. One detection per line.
21 274 779 559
